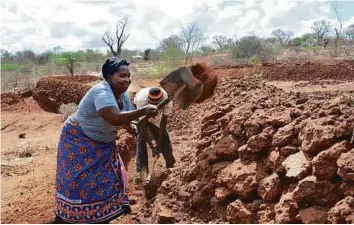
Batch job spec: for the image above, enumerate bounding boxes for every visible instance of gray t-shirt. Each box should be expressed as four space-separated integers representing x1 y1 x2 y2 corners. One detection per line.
69 80 132 143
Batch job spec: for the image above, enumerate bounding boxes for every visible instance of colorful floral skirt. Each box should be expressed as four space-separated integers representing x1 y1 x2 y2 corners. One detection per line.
55 118 130 223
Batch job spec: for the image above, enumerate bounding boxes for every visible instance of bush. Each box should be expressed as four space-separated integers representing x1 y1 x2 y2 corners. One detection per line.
231 36 276 62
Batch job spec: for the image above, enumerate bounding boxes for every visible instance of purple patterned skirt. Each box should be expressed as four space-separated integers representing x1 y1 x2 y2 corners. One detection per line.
55 118 130 223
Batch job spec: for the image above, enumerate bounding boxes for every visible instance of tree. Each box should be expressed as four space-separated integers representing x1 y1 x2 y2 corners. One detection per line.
212 35 234 50
332 1 343 56
1 49 12 61
311 20 331 48
179 22 206 64
55 52 82 76
143 48 151 60
102 17 130 56
345 24 354 40
200 45 215 55
159 35 183 51
271 29 294 46
231 36 274 61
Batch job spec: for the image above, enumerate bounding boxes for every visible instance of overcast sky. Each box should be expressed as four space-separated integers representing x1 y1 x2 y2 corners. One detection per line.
1 0 354 53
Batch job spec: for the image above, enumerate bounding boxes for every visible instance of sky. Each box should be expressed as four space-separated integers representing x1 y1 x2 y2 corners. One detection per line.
1 0 354 53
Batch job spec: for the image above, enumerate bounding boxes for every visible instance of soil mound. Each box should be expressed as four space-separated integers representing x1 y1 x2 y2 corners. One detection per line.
32 75 102 113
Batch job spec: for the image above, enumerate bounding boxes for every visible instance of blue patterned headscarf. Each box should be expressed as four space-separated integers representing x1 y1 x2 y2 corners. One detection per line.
102 57 130 80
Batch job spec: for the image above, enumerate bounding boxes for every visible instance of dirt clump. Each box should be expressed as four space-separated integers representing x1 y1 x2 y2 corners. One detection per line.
32 75 102 113
189 62 218 103
116 126 136 169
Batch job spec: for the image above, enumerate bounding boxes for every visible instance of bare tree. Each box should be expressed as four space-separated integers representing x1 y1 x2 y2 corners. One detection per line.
179 22 206 64
332 1 343 56
271 29 294 46
212 35 234 50
102 18 130 56
311 20 331 48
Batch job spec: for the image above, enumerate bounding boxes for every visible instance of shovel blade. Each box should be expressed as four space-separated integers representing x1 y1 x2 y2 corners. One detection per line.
159 66 204 109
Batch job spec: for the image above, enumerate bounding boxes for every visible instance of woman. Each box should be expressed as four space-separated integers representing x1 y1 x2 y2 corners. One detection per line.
54 57 158 223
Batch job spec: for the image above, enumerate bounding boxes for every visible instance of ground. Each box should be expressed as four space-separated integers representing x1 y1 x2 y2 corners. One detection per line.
1 60 354 223
0 77 190 224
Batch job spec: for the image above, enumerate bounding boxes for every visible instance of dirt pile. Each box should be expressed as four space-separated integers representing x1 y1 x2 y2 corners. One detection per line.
1 92 24 107
116 126 137 169
262 60 354 81
143 74 354 223
32 75 102 113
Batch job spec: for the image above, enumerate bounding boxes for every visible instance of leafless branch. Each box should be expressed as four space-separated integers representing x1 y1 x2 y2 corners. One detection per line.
102 17 130 56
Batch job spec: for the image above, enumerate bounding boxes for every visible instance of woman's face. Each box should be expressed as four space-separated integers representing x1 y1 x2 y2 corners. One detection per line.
108 65 131 94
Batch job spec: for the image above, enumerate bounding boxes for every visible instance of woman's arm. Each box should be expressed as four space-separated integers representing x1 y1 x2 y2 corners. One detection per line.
98 105 157 126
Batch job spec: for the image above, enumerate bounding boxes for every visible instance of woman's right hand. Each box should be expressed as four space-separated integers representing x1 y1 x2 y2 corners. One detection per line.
142 104 159 117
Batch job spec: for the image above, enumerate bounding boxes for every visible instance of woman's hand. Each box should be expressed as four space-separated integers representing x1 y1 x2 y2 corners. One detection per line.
142 104 159 117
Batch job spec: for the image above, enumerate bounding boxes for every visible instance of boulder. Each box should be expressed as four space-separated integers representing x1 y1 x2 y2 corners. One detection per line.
226 200 253 223
312 141 351 180
298 120 335 154
327 196 354 224
337 149 354 181
258 173 281 201
282 151 311 180
299 206 328 224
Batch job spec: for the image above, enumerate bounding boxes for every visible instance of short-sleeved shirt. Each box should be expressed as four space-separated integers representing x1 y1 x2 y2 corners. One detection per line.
133 87 172 128
68 80 133 143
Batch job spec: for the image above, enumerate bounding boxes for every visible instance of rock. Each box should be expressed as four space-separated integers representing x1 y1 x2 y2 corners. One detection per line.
279 145 298 157
282 151 311 179
299 206 328 224
274 192 299 223
337 149 354 181
312 141 351 180
292 176 336 204
226 200 252 223
214 187 231 202
265 150 286 173
272 123 295 147
258 173 281 201
334 120 352 138
299 120 335 154
341 182 354 197
152 202 175 224
216 159 258 199
227 116 246 137
327 196 354 224
202 111 225 124
247 132 272 152
257 203 275 224
244 118 262 138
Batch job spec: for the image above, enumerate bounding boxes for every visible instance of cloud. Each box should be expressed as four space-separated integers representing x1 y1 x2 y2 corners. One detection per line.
1 0 354 53
50 22 94 39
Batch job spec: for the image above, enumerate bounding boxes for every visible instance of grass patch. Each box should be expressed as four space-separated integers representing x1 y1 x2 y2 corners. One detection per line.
1 63 19 71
